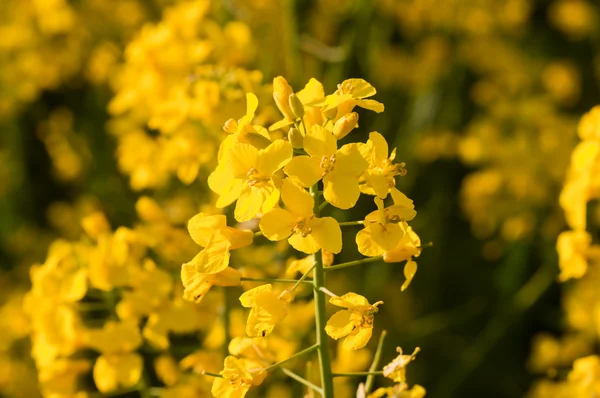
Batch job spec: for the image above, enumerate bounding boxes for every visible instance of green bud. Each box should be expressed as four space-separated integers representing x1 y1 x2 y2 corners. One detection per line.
288 93 305 119
287 127 304 149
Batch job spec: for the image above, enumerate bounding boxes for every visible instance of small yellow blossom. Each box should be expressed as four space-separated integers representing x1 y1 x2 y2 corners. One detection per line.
359 132 407 198
284 125 368 209
209 139 293 222
356 190 417 257
315 78 384 121
211 356 267 398
383 347 421 383
239 284 288 338
325 292 382 350
260 179 342 254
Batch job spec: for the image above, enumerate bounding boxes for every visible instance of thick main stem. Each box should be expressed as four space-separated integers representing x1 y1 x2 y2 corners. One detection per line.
311 184 334 398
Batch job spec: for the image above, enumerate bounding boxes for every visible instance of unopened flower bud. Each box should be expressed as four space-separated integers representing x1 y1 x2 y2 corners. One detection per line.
288 127 304 149
288 93 304 119
332 112 359 139
273 76 296 120
223 118 238 134
244 132 272 149
81 212 110 239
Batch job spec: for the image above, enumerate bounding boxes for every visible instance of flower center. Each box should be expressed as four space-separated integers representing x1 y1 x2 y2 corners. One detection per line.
292 216 314 237
246 168 270 187
320 155 336 176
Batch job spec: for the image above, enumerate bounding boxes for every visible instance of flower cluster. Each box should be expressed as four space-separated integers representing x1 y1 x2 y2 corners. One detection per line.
183 76 425 397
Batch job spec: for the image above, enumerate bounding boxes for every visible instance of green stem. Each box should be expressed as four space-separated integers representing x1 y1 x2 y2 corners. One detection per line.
311 183 335 398
241 277 313 284
253 231 263 238
202 371 224 378
337 221 364 227
318 201 329 212
332 371 384 377
365 330 387 393
262 344 319 372
291 263 317 292
325 256 382 272
280 367 323 395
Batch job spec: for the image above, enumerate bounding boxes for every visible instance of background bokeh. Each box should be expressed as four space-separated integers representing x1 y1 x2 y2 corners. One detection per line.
1 0 600 397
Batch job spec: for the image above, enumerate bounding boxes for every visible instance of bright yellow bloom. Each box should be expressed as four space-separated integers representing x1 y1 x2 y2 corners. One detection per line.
356 189 417 257
383 347 421 383
381 222 422 291
316 78 384 121
186 214 253 274
557 230 591 281
359 132 407 198
209 139 293 222
269 77 326 132
239 284 288 338
325 292 382 350
181 264 241 303
260 179 342 254
85 321 143 393
284 125 368 209
363 384 426 398
211 356 267 398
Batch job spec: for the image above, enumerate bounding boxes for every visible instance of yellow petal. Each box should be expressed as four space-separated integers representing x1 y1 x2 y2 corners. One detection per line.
239 284 272 307
304 125 337 158
366 171 389 198
323 174 361 210
234 186 263 222
356 228 386 257
343 327 373 351
246 292 288 337
212 377 250 398
325 310 355 339
187 214 227 246
401 260 418 291
368 132 389 164
260 208 294 241
338 78 377 98
281 178 314 217
289 233 320 254
246 93 258 117
297 78 325 104
269 117 294 132
369 223 404 251
257 140 293 175
330 292 370 310
181 263 213 303
284 156 322 187
229 143 259 178
356 99 384 113
93 353 143 393
336 143 369 177
311 217 342 254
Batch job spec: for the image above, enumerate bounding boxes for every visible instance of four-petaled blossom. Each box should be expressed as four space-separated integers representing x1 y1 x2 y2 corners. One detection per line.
260 179 342 254
186 214 253 274
359 131 407 198
383 346 421 383
209 139 293 222
356 189 417 258
239 284 289 338
284 125 368 209
211 356 267 398
325 292 383 350
315 78 384 121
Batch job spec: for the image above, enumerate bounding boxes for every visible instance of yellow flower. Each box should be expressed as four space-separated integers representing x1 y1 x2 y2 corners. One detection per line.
220 93 272 155
239 284 288 338
186 214 253 274
181 264 241 303
382 222 422 291
260 179 342 254
383 347 420 383
85 321 143 393
363 384 426 398
284 125 368 209
557 230 591 281
316 78 384 121
209 139 293 222
359 132 407 198
269 77 326 132
325 292 382 350
211 356 267 398
356 190 417 257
